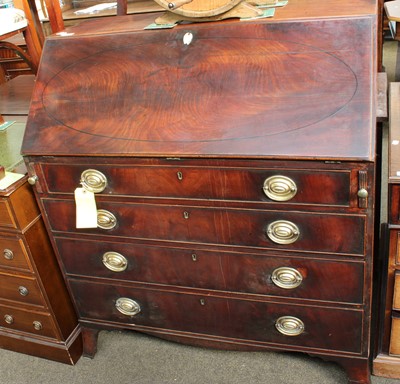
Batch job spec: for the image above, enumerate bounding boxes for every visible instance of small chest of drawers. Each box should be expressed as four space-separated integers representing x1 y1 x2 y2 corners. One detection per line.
22 1 378 383
0 176 82 364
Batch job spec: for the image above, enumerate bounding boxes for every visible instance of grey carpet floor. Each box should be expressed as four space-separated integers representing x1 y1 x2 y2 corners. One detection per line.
0 329 399 384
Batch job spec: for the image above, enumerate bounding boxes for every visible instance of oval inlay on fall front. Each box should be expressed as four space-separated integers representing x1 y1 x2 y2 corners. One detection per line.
42 38 357 142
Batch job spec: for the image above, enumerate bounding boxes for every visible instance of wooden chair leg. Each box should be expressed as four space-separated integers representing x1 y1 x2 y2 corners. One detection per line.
43 0 65 33
117 0 128 15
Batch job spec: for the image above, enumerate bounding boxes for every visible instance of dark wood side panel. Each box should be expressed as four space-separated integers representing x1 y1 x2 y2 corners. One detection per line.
0 326 82 365
23 218 80 340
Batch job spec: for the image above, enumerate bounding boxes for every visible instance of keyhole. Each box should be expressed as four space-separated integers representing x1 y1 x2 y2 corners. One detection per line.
183 32 193 45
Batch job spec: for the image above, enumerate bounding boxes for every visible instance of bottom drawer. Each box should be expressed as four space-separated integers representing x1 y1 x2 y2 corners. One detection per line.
70 279 363 354
0 304 59 339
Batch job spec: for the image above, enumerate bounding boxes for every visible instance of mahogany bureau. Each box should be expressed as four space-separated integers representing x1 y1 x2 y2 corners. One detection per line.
21 0 378 382
0 176 82 363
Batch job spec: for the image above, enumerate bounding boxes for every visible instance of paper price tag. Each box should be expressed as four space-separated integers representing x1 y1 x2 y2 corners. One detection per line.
74 187 98 228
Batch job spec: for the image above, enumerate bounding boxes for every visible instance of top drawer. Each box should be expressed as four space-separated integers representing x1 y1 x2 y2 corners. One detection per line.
36 161 366 208
0 182 40 231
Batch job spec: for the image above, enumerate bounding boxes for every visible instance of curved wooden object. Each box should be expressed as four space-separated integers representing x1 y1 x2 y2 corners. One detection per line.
0 41 34 73
154 0 242 17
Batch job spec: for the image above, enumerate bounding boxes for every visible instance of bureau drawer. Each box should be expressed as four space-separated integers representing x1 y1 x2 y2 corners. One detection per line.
0 272 46 307
0 236 32 272
56 237 364 304
44 199 366 256
69 279 363 354
0 199 16 229
0 304 58 339
39 162 353 207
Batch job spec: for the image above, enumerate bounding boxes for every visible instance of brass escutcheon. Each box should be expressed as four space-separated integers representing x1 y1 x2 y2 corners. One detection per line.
3 249 14 260
80 169 108 193
102 251 128 272
97 209 117 230
266 220 300 245
263 176 297 202
115 298 141 316
275 316 305 336
271 267 303 289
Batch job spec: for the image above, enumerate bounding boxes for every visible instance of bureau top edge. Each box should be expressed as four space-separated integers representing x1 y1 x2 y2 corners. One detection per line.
50 0 377 39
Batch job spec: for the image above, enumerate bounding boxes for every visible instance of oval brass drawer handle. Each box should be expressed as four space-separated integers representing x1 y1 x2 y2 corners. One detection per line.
275 316 305 336
97 209 117 230
115 298 141 316
80 169 108 193
266 220 300 245
3 248 14 260
102 252 128 272
263 176 297 202
271 267 303 289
